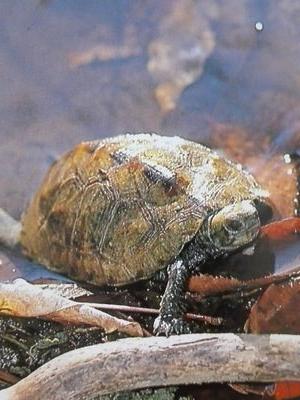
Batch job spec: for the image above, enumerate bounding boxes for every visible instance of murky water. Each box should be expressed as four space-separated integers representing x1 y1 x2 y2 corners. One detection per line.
0 3 300 280
1 0 300 219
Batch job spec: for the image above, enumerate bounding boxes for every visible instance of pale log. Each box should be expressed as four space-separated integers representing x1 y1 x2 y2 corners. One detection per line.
1 333 300 400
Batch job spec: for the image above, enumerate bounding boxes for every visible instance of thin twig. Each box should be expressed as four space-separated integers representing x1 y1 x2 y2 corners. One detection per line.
77 301 223 326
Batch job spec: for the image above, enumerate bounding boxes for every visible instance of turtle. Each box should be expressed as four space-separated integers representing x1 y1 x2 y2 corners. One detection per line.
3 133 272 335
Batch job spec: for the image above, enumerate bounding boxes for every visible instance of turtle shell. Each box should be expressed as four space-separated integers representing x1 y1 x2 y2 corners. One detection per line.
20 133 268 286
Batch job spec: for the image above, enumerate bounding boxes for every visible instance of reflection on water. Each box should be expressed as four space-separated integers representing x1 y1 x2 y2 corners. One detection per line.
0 1 300 279
1 0 300 218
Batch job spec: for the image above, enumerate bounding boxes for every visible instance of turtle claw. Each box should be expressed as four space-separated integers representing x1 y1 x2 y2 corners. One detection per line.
153 315 191 336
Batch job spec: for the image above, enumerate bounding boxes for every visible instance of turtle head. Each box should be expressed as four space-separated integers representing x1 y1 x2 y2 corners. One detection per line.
205 200 260 254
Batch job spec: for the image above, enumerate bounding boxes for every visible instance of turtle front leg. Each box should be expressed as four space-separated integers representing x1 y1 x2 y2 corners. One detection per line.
153 259 191 336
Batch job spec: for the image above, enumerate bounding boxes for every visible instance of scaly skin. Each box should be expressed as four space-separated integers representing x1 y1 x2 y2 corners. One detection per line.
154 200 261 336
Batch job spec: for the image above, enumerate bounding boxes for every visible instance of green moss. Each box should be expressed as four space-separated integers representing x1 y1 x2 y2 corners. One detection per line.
98 387 192 400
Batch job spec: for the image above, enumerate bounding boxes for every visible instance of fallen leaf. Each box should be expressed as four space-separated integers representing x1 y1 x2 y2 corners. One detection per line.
245 280 300 334
231 381 300 400
261 217 300 242
0 279 143 337
266 381 300 400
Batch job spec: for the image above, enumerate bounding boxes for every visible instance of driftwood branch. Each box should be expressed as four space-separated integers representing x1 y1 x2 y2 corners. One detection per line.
1 333 300 400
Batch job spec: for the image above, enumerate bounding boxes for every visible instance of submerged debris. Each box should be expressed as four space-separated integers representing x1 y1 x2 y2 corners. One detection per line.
147 0 215 112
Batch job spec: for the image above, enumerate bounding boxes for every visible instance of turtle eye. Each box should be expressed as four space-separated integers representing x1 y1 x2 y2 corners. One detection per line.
227 219 243 231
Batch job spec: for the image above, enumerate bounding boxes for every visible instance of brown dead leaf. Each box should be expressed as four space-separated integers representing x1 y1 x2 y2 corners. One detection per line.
188 271 299 299
0 279 143 337
241 276 300 399
210 122 270 165
266 381 300 400
188 274 241 297
261 217 300 242
245 279 300 334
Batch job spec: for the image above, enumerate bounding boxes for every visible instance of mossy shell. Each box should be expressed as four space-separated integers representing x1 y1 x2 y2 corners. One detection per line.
21 134 268 286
